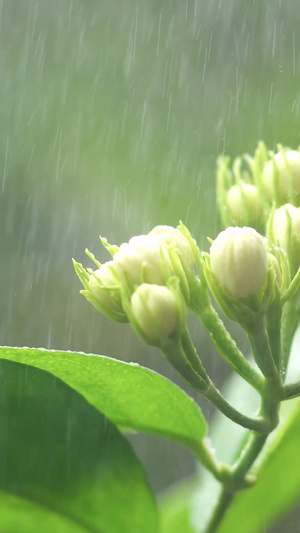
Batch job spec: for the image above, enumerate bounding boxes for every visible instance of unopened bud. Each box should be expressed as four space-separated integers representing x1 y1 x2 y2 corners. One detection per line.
226 184 264 229
262 149 300 206
73 257 128 322
271 204 300 273
130 284 183 344
216 150 267 233
149 225 194 266
113 226 195 292
88 261 123 314
113 234 168 287
210 227 268 300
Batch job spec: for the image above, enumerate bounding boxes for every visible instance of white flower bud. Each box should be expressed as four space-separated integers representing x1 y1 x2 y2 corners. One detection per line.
111 225 196 292
88 261 123 314
272 204 300 245
226 184 264 227
262 150 300 206
149 225 194 266
113 234 168 286
210 227 268 299
130 284 181 343
272 204 300 271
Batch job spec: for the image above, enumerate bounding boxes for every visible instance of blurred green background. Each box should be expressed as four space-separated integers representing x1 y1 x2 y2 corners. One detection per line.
1 1 300 530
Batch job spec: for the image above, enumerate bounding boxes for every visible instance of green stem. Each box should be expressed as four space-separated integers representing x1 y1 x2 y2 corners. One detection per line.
162 337 209 392
181 328 211 384
194 293 264 392
203 489 234 533
259 374 282 429
282 380 300 400
204 432 268 532
203 375 281 532
204 384 269 433
230 433 268 483
195 437 228 482
181 329 269 432
246 317 278 378
265 300 282 371
281 298 298 377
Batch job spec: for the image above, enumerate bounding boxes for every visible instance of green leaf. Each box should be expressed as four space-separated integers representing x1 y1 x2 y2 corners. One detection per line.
160 328 300 532
0 491 89 533
159 477 199 533
0 360 159 533
0 347 207 459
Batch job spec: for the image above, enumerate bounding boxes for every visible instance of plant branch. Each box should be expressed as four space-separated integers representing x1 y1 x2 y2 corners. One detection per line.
193 290 264 392
246 317 278 378
204 384 270 433
282 380 300 400
181 329 270 432
202 374 281 532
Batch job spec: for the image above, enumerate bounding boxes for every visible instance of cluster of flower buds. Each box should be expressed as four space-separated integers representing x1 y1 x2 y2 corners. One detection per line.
73 225 196 346
74 141 300 393
216 151 265 233
215 142 300 300
74 142 300 345
262 149 300 206
217 143 300 234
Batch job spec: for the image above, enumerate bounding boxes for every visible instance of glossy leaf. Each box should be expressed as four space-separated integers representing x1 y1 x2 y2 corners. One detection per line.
0 360 159 533
0 347 207 458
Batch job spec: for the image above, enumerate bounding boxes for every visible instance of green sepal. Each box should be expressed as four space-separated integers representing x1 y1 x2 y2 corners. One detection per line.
72 258 91 291
85 248 101 268
161 334 209 393
73 257 128 323
177 221 203 275
80 289 129 323
100 236 120 256
282 267 300 304
166 245 191 303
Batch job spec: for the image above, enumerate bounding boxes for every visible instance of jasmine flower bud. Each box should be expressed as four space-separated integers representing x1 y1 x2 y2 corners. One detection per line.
88 261 123 313
113 234 169 287
130 283 184 344
216 150 267 233
210 227 268 299
149 225 195 266
113 226 195 293
271 204 300 273
73 258 128 322
262 149 300 206
226 184 264 229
